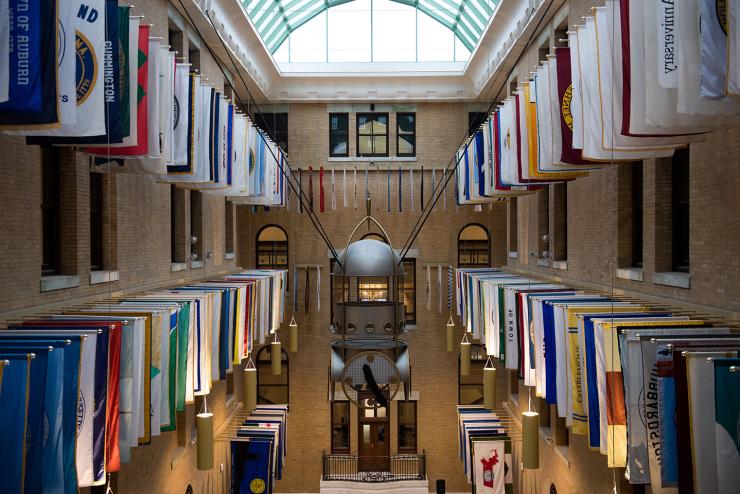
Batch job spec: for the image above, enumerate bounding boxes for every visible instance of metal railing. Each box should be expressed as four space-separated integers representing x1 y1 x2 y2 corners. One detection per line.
322 452 426 482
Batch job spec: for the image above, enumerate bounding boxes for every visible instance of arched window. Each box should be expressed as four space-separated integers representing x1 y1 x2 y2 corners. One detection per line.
255 345 289 404
458 224 490 268
256 225 289 271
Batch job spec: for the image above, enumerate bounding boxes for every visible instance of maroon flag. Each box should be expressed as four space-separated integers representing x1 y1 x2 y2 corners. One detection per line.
555 48 591 164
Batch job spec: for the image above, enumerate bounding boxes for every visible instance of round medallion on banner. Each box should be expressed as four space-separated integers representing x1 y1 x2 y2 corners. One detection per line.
77 392 86 437
249 148 256 173
58 21 68 69
173 96 181 129
76 30 98 105
561 84 574 130
249 478 266 493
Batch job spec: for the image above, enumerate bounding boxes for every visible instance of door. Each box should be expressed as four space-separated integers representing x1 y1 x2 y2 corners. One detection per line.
358 404 390 472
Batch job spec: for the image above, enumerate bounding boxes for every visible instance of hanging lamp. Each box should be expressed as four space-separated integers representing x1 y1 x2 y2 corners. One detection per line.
446 315 455 352
288 315 298 353
196 397 214 470
271 332 282 375
522 390 539 469
243 356 257 414
483 356 496 410
460 331 471 376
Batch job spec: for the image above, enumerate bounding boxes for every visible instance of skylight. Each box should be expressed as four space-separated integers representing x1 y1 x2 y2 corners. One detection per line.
243 0 499 65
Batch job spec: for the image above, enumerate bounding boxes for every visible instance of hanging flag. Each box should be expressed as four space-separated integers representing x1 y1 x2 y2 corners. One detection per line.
292 267 298 314
420 166 425 210
170 63 190 168
398 167 403 212
410 169 415 212
0 0 59 129
714 358 740 494
319 166 325 212
437 265 443 313
304 267 310 314
342 168 347 208
447 266 453 311
700 0 730 98
443 169 447 211
316 267 321 313
231 439 273 494
331 166 336 210
364 164 369 202
0 0 9 103
729 0 740 96
0 354 32 494
554 47 590 164
353 166 357 209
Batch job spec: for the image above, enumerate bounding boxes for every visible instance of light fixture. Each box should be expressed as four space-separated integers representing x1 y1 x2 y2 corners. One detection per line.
190 235 198 244
288 315 298 353
446 315 455 353
460 331 471 376
271 333 282 375
483 357 496 410
243 357 257 414
522 410 540 469
196 398 214 470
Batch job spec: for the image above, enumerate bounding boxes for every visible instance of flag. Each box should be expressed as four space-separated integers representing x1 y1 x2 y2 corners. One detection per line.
331 166 336 210
316 267 321 313
714 358 740 494
472 440 511 494
0 0 59 129
438 266 443 313
319 166 325 212
298 168 303 213
554 48 589 164
387 165 390 212
342 167 347 207
729 0 740 95
231 438 273 494
0 354 32 494
398 167 402 212
353 166 357 208
0 0 9 103
420 166 425 209
700 0 730 98
425 265 431 311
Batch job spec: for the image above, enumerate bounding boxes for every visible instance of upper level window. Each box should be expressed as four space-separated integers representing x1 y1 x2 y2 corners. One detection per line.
397 113 416 157
41 147 61 276
331 401 350 454
256 345 289 404
458 224 490 268
330 113 349 157
671 148 690 273
254 113 289 153
397 400 418 453
256 225 289 271
357 113 389 157
90 172 104 271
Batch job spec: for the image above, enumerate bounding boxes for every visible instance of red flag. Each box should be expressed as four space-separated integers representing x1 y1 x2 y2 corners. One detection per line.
555 48 591 164
319 166 325 212
86 25 150 156
105 324 122 472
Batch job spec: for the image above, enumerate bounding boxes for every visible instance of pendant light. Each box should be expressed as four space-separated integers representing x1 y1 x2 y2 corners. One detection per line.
460 331 471 376
483 357 496 410
288 315 298 353
271 332 282 375
446 315 455 352
243 356 257 414
522 391 539 469
196 397 214 470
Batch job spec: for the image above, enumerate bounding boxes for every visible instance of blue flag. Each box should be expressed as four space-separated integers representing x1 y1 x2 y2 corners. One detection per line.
0 354 32 494
231 438 274 494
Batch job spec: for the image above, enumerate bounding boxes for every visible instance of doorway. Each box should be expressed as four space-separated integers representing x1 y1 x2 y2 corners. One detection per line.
358 403 390 471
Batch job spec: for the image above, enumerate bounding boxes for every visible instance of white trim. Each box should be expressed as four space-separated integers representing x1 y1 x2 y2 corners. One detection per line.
171 262 188 272
616 267 644 282
652 271 690 289
551 261 568 271
508 251 518 259
40 275 80 292
90 270 119 285
225 252 235 260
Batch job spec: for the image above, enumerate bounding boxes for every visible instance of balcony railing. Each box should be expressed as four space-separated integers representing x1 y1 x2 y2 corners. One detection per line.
322 452 426 482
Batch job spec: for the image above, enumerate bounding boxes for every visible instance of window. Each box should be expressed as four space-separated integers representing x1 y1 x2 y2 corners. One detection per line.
329 113 349 157
41 147 61 276
458 224 490 268
537 187 550 257
171 185 186 263
508 198 518 254
187 44 200 72
356 113 389 157
331 401 350 453
256 345 289 404
90 172 104 271
397 400 418 453
631 164 643 268
553 183 567 261
672 148 690 272
225 200 234 254
538 39 549 63
190 191 203 263
254 113 289 153
458 343 486 405
256 225 289 270
396 112 416 157
401 259 416 325
468 111 488 137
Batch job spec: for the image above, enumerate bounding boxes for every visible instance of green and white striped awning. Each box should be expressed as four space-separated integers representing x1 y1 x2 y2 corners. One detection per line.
243 0 499 54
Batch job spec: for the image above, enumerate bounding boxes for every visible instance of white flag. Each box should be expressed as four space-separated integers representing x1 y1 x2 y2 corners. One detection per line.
342 168 348 207
162 50 175 166
699 0 729 98
425 265 431 311
331 166 336 210
172 63 190 166
0 0 8 103
76 333 98 486
410 169 415 211
729 0 740 95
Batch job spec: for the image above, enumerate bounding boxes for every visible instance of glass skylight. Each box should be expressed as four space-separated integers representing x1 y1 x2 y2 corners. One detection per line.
244 0 499 64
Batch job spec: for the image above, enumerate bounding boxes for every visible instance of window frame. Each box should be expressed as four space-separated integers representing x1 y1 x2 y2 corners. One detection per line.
255 224 289 272
457 223 491 268
356 112 389 157
41 147 61 276
329 113 349 158
396 112 416 157
330 400 351 454
397 400 418 453
255 345 290 404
